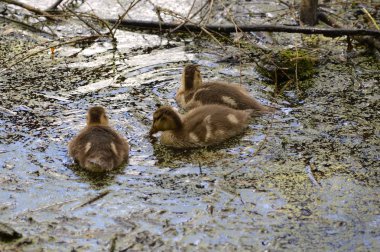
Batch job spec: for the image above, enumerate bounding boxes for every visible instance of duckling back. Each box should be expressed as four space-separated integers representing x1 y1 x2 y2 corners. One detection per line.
69 126 129 172
181 82 275 113
160 105 253 148
184 105 252 143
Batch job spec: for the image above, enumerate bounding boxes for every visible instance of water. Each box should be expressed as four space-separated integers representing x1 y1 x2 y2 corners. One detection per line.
1 0 379 251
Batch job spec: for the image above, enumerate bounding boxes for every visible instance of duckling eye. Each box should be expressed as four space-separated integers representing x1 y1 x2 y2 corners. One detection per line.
154 113 164 121
155 117 163 124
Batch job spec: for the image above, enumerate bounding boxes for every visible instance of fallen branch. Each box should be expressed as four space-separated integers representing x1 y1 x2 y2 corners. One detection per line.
0 0 60 20
105 19 380 37
318 11 380 51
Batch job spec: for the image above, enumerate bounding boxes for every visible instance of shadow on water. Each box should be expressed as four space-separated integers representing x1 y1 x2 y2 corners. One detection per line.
150 122 263 169
68 164 124 189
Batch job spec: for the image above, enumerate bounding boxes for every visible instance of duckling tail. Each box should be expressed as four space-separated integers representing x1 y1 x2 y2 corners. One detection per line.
246 105 277 117
85 157 115 172
262 105 278 113
245 109 263 118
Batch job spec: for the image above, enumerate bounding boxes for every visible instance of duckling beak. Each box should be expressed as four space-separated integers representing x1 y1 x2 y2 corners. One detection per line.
149 127 158 136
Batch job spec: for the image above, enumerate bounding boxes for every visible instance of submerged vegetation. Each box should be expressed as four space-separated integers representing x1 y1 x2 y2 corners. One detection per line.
257 48 318 92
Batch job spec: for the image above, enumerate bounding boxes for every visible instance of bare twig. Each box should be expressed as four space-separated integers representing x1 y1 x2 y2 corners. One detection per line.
109 234 118 252
76 12 115 35
221 0 243 84
63 7 103 36
1 0 60 20
277 79 293 95
0 106 17 116
295 45 299 93
46 0 65 11
110 0 142 34
170 0 206 33
198 25 225 48
71 190 110 211
278 0 292 8
0 15 56 37
145 7 226 48
202 0 214 25
362 7 380 31
186 0 197 19
14 198 79 217
305 163 321 188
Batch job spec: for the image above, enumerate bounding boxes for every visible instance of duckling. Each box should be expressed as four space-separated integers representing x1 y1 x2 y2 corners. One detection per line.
149 105 253 148
176 64 275 113
68 106 129 172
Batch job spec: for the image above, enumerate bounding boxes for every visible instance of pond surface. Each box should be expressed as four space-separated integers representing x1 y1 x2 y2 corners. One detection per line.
0 0 379 251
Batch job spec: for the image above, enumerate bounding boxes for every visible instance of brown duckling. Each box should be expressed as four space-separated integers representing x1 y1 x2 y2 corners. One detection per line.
68 106 129 172
176 64 275 113
149 105 253 148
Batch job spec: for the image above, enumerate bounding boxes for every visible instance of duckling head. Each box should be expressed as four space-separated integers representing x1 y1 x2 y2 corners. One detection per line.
149 106 182 135
86 106 109 126
181 64 202 91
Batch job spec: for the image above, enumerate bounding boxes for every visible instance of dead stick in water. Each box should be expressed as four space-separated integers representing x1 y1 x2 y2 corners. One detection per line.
27 199 78 213
71 190 110 210
109 234 118 252
305 163 321 187
15 198 79 217
0 106 17 116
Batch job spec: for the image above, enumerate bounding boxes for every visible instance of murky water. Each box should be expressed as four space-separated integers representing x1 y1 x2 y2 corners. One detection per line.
1 0 379 251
